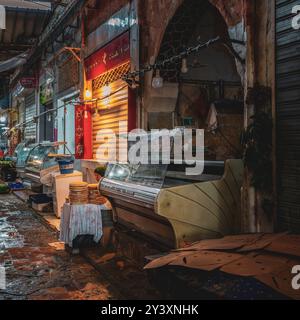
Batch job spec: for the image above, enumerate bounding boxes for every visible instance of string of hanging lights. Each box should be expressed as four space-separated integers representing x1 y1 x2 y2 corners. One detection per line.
2 85 128 136
122 36 222 88
4 36 229 136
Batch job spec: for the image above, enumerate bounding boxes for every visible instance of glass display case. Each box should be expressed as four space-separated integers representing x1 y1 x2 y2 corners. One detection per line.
13 143 38 178
100 130 244 249
105 161 224 189
26 144 57 173
100 160 228 248
105 163 168 189
13 143 36 167
25 143 59 185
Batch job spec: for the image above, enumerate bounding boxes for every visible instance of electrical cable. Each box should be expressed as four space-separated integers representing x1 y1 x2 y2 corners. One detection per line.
2 85 128 136
23 0 52 9
4 36 238 136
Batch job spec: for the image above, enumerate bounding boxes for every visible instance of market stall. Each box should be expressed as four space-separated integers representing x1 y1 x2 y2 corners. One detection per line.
100 159 243 249
59 181 113 251
12 142 37 179
23 142 59 192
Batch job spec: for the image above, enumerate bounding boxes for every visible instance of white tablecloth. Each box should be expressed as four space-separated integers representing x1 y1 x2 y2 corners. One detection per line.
59 204 103 247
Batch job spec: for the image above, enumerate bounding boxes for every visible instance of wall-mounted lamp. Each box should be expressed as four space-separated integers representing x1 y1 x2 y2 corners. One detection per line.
85 89 92 99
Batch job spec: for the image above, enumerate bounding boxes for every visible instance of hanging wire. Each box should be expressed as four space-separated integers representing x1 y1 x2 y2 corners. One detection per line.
3 85 128 136
122 36 221 82
4 36 223 136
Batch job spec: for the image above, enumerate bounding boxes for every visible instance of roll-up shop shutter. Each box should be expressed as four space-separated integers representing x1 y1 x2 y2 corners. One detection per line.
24 92 36 141
276 0 300 233
92 79 128 161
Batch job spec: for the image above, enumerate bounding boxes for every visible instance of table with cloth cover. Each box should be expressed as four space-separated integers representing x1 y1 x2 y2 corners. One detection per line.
60 203 103 247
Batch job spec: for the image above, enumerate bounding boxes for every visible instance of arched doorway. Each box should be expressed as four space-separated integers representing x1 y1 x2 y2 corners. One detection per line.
147 0 245 161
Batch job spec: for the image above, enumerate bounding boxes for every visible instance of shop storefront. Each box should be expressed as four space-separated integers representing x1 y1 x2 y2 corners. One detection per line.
56 55 80 155
57 92 78 155
39 72 54 142
85 31 133 161
24 91 37 142
79 31 135 181
11 78 38 144
79 2 138 182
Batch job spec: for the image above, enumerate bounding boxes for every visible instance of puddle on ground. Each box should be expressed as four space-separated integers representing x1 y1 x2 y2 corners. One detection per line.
0 215 24 252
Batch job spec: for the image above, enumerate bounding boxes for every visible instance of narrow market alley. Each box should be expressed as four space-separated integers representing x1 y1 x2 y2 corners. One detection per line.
0 193 159 300
0 0 299 305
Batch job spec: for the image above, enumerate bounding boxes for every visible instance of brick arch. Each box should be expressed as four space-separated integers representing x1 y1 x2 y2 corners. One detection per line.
143 0 243 83
157 0 232 82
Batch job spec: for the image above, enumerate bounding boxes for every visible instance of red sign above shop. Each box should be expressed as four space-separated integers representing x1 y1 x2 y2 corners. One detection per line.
20 77 37 89
84 31 130 81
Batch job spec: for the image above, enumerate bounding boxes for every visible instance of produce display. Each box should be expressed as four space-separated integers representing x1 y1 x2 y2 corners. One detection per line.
0 184 10 194
0 160 15 168
0 160 17 182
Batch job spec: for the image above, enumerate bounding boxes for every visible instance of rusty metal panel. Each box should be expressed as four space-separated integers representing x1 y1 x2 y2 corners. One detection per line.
144 251 192 270
144 232 300 298
256 259 300 300
220 253 289 277
238 232 288 252
265 234 300 257
169 251 243 272
176 234 262 252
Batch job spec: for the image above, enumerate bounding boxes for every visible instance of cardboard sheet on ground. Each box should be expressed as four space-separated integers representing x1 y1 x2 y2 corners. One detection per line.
144 233 300 299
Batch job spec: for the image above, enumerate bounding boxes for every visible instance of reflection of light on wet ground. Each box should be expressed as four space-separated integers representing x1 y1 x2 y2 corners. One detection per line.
0 213 24 253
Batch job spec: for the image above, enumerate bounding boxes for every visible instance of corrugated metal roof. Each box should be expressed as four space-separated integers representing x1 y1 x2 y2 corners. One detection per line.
0 1 51 74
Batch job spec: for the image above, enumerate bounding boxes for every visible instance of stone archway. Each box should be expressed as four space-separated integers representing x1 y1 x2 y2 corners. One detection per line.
156 0 241 83
142 0 246 120
141 0 244 66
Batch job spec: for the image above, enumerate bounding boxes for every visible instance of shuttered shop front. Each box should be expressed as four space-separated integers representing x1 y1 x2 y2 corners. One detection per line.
24 92 36 141
92 79 129 160
276 0 300 232
84 31 134 161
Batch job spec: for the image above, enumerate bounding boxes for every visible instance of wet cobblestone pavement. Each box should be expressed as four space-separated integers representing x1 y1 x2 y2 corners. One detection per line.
0 194 123 300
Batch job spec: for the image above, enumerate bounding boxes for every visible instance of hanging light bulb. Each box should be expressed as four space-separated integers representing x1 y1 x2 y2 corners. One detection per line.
93 107 99 118
47 113 52 122
181 57 189 74
131 79 137 89
85 89 92 99
152 69 164 89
